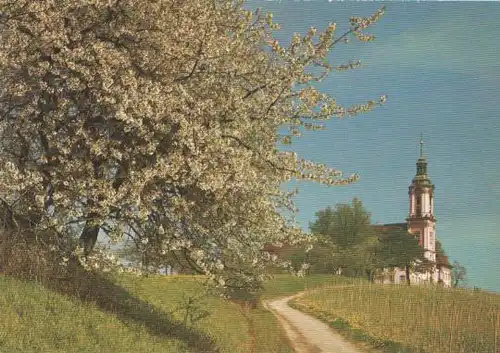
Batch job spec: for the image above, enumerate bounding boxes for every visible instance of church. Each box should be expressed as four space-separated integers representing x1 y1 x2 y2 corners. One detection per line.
374 138 452 286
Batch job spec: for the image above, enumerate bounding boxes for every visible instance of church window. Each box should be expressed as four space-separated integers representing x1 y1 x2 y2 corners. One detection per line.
416 196 422 216
414 230 422 245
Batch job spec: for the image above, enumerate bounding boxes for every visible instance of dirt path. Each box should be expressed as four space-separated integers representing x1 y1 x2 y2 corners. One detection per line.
263 293 365 353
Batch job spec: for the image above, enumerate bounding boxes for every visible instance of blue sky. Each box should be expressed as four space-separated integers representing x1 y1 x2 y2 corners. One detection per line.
245 1 500 292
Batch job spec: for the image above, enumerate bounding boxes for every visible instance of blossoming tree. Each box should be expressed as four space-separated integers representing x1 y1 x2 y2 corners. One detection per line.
0 0 385 288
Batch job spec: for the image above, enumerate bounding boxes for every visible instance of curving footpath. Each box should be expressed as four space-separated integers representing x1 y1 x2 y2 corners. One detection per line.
263 293 364 353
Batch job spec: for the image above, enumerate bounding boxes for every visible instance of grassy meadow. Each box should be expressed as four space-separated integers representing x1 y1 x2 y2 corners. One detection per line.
0 273 291 353
0 274 189 353
291 283 500 353
260 273 363 300
0 272 345 353
4 270 497 353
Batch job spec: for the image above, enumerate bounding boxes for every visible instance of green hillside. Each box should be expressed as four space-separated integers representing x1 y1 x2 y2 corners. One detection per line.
0 273 349 353
0 273 290 353
291 283 500 353
5 271 493 353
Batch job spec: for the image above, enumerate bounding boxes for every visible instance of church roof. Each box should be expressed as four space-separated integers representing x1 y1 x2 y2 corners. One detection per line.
371 223 408 233
436 254 451 268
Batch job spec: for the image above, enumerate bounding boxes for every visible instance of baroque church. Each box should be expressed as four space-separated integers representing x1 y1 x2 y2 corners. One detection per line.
374 138 452 287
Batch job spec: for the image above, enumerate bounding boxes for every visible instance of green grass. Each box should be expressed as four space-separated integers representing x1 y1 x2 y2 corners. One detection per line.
291 283 500 353
0 273 287 353
113 273 355 353
0 274 189 353
260 273 362 300
1 272 347 353
112 274 251 352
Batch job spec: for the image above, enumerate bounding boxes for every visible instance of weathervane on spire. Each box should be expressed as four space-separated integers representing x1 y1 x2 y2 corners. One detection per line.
420 133 424 157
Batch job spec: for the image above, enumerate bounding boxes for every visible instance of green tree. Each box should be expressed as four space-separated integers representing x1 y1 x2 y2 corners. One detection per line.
300 236 339 275
451 261 467 288
357 237 382 282
0 0 385 288
309 198 379 278
436 240 446 257
116 238 195 275
377 228 427 286
309 198 373 249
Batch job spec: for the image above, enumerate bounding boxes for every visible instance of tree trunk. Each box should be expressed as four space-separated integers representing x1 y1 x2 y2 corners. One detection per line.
79 195 101 256
79 220 100 256
405 265 411 286
366 269 374 283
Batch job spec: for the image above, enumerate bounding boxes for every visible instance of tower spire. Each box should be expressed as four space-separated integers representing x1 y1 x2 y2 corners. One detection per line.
415 134 429 177
420 133 424 158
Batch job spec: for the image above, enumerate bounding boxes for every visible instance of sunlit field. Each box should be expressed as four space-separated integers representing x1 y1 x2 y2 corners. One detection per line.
0 272 353 353
7 268 495 353
0 275 189 353
260 273 363 299
292 284 500 353
0 274 294 353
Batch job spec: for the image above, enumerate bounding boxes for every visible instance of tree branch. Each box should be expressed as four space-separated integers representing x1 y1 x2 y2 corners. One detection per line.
221 134 296 175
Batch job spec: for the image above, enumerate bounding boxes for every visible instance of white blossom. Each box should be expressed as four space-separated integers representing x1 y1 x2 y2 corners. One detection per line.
0 0 385 287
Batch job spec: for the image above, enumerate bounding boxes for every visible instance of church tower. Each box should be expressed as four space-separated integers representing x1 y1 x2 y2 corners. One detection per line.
406 136 436 263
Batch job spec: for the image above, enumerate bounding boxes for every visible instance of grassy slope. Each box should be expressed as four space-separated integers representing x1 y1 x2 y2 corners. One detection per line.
114 274 250 352
0 273 344 353
0 274 189 353
0 274 278 353
9 272 497 353
291 283 500 353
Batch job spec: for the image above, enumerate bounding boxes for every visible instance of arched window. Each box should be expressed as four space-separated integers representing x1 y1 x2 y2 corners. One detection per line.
414 230 422 246
416 195 422 216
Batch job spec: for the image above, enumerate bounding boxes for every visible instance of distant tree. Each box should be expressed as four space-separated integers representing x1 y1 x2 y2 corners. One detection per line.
309 198 379 278
263 242 307 274
377 228 427 286
263 235 337 275
309 198 373 249
116 238 195 275
359 236 384 282
308 245 339 274
434 240 451 279
435 240 450 264
435 240 446 257
316 241 354 275
451 261 467 288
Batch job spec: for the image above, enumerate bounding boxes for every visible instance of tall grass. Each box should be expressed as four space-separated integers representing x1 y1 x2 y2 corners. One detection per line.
113 274 251 352
0 273 296 353
294 283 500 353
0 270 376 353
0 275 189 353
